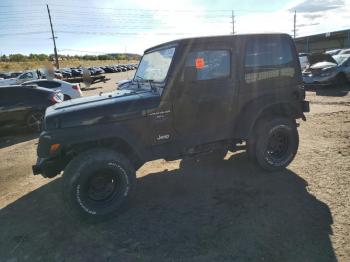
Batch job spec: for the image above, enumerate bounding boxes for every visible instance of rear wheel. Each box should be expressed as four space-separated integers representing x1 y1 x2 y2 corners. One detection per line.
249 117 299 171
26 111 44 132
62 149 136 222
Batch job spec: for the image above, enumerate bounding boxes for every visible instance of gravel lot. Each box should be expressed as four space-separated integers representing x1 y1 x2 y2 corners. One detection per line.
0 73 349 261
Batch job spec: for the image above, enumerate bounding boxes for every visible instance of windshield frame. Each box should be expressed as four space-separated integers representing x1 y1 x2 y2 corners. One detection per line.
133 44 177 85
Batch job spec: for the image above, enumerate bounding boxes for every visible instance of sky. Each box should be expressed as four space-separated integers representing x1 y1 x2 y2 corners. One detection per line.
0 0 349 55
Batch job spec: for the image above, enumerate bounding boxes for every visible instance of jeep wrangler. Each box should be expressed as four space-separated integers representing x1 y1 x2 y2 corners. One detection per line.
33 34 309 221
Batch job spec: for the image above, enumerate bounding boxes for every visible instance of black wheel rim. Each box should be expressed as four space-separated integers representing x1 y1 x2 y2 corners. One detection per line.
266 128 290 164
86 169 123 202
27 112 43 131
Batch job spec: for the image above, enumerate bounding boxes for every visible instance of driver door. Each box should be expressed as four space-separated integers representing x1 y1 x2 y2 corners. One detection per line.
172 44 238 146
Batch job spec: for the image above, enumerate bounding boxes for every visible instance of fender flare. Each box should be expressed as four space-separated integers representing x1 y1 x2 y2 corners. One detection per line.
234 97 302 139
37 123 148 162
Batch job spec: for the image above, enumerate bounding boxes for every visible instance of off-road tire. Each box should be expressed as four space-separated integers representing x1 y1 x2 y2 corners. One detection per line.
250 117 299 171
62 148 136 222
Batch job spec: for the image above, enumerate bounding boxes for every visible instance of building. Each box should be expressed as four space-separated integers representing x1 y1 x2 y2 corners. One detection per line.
295 29 350 53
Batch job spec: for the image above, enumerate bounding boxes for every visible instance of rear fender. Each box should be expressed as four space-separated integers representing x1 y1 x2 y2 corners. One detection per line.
234 98 303 139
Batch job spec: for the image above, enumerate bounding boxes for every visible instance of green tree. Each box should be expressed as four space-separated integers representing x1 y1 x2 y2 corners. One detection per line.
9 54 27 62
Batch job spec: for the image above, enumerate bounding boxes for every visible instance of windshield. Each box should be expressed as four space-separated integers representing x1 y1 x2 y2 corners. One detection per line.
333 55 350 65
134 47 175 82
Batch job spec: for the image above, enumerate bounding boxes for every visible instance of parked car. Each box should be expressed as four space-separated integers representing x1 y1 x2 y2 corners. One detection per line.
54 70 63 79
10 72 23 78
70 68 83 77
0 85 63 132
59 68 73 78
0 71 39 86
0 72 11 79
103 66 118 73
325 49 342 56
302 53 350 86
22 79 83 100
33 33 309 221
338 48 350 55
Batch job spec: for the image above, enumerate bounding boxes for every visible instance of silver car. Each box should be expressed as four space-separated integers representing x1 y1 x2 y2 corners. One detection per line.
302 54 350 86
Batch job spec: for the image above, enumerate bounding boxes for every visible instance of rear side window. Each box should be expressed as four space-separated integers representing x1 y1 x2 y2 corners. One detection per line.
185 50 230 81
19 72 33 79
37 81 61 88
244 38 295 84
245 38 293 68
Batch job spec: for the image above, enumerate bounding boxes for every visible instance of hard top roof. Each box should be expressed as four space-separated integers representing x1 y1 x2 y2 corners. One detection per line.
144 33 291 53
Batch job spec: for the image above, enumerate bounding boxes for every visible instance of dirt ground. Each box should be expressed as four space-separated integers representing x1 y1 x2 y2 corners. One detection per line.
0 73 349 262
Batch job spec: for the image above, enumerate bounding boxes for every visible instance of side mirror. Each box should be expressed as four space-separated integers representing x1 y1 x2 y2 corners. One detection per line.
183 66 197 82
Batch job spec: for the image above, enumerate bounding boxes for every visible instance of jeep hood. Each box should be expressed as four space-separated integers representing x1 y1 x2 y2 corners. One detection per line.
44 89 160 129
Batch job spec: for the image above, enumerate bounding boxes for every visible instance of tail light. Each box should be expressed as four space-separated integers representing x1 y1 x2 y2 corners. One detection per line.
72 84 80 90
50 93 63 104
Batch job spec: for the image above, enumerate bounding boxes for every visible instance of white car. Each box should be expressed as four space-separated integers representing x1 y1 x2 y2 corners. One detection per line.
0 71 39 86
22 79 83 100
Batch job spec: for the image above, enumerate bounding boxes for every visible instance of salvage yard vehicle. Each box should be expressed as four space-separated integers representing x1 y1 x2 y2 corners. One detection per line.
0 85 63 132
0 70 39 86
302 53 350 86
33 34 309 221
22 79 83 100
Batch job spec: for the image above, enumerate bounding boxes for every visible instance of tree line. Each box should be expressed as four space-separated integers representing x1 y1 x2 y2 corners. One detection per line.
0 53 141 62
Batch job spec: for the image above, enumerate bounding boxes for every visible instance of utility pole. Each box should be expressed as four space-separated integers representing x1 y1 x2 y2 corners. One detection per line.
293 10 296 39
231 10 235 35
46 4 59 69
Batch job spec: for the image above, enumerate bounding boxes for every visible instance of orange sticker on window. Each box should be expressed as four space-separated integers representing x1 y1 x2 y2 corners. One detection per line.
195 58 205 69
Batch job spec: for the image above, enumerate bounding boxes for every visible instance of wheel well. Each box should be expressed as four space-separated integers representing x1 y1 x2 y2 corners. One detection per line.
65 138 144 170
249 104 298 138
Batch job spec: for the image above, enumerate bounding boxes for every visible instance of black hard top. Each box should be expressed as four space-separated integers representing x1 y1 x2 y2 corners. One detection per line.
145 33 292 53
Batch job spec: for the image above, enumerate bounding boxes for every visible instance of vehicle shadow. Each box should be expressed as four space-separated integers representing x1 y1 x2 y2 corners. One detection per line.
0 132 38 149
0 153 336 261
306 84 350 97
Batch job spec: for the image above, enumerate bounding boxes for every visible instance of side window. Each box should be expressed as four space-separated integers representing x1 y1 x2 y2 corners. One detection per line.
38 81 60 88
244 38 295 84
185 50 230 81
19 72 33 79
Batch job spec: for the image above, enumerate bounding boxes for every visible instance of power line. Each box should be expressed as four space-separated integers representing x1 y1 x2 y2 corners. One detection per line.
56 30 196 36
0 31 51 37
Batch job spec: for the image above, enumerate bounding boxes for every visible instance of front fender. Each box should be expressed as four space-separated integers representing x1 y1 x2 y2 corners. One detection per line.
37 123 148 161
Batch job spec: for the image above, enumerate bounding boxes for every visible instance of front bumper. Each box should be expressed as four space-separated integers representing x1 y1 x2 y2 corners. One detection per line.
32 156 66 178
302 73 337 85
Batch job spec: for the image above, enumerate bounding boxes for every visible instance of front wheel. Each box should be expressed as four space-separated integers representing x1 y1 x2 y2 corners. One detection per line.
62 149 136 222
250 117 299 171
